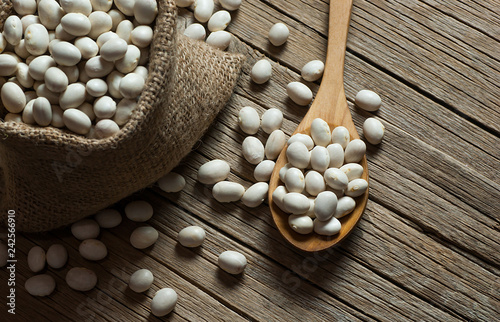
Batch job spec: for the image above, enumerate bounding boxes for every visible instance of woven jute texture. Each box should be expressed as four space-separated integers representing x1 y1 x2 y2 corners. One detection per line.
0 0 244 232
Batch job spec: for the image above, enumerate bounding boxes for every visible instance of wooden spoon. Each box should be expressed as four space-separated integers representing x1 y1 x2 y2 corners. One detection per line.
268 0 369 252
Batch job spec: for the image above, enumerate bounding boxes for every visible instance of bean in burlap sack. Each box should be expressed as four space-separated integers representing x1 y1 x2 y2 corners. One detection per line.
0 0 245 232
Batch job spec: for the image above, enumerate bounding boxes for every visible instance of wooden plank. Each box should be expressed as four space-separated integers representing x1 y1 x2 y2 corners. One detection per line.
238 0 500 131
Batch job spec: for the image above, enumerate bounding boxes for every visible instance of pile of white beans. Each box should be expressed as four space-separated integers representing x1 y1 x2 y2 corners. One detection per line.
0 0 157 138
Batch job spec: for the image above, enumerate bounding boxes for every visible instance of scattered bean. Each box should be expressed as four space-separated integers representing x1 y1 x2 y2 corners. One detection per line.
238 106 260 135
241 182 268 207
261 108 283 134
301 60 324 82
183 23 206 41
125 200 153 222
208 10 231 32
268 22 289 46
355 89 381 112
94 209 122 228
158 172 186 193
71 219 100 240
251 59 272 84
212 181 245 202
27 246 46 273
219 0 241 11
178 226 206 247
129 269 154 293
242 136 265 165
79 239 107 261
66 267 97 291
130 226 159 249
25 274 56 297
286 82 312 106
151 288 178 317
254 160 275 182
363 117 385 145
265 129 286 160
218 250 247 274
206 30 231 50
133 0 158 25
194 0 214 23
197 159 230 184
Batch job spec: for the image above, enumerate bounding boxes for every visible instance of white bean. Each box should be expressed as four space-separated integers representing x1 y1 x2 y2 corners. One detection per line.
115 45 140 73
324 167 349 191
113 98 136 125
96 31 119 47
265 129 286 160
125 200 153 222
363 117 385 145
106 70 124 98
253 160 275 182
314 191 338 221
61 13 91 37
326 143 344 168
93 96 116 118
331 126 350 149
74 36 99 59
52 41 82 66
310 118 331 147
14 40 30 59
242 136 265 165
1 82 25 113
55 23 75 41
91 0 113 11
133 0 157 24
78 102 96 120
119 72 144 98
4 113 22 122
314 217 341 236
24 24 49 56
335 196 356 219
27 246 46 273
284 167 304 193
38 0 64 30
286 141 310 169
271 185 287 211
310 146 330 172
194 0 214 23
0 35 6 54
219 0 241 10
288 215 314 234
345 178 368 198
286 81 312 106
288 133 314 150
115 0 136 16
218 250 247 274
25 275 56 297
133 65 148 81
88 10 112 38
4 16 23 46
131 25 154 48
13 0 37 15
344 139 366 163
51 105 64 128
0 54 18 76
22 100 36 124
283 192 310 214
183 23 206 41
85 56 114 77
261 108 282 134
301 60 324 82
71 219 100 240
339 163 364 181
212 181 245 202
79 239 107 261
36 84 60 105
129 269 154 293
46 244 68 269
116 20 133 43
33 97 53 126
250 59 272 84
20 15 40 33
86 78 108 97
268 22 289 46
241 182 268 207
15 62 33 88
157 172 186 193
177 226 206 247
206 30 231 50
60 0 92 15
45 67 68 92
60 83 86 109
279 163 291 182
108 9 125 31
100 37 128 61
66 267 97 291
130 226 159 249
306 198 316 218
28 55 56 80
355 89 381 112
208 10 231 32
151 288 178 317
238 106 260 135
94 209 122 228
304 170 325 196
63 108 92 134
197 159 230 184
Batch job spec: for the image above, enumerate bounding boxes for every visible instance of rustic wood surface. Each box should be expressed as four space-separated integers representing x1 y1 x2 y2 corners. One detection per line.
2 0 499 321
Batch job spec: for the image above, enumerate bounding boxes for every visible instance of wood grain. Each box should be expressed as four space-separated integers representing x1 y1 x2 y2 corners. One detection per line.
1 0 499 321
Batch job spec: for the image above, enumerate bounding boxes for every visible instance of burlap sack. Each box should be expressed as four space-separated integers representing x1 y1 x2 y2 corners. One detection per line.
0 0 244 232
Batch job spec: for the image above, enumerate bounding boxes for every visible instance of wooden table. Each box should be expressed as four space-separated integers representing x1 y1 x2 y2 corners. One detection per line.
3 0 499 320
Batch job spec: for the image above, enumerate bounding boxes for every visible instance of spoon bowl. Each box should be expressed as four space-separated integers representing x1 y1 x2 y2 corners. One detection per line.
268 0 369 252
